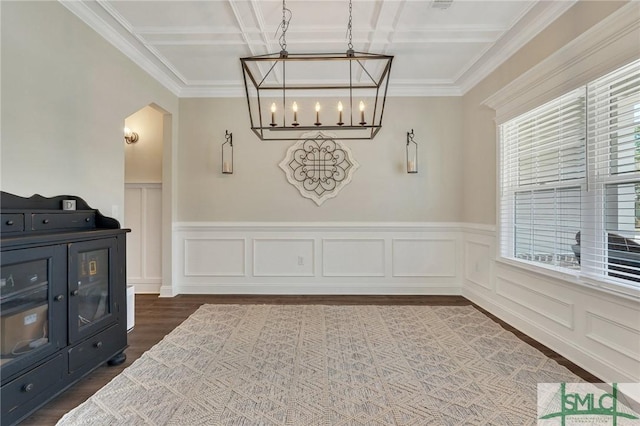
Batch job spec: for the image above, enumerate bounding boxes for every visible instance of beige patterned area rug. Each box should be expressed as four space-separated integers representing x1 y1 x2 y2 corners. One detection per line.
57 305 582 425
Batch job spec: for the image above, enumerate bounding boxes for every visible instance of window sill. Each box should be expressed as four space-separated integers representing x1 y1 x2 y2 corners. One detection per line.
496 257 640 302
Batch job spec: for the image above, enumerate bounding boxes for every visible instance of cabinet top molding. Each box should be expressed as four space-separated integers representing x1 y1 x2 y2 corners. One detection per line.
1 191 93 211
1 191 123 234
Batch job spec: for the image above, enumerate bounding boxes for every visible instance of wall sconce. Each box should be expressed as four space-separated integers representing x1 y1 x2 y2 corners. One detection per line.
406 129 418 174
222 130 233 174
124 127 139 144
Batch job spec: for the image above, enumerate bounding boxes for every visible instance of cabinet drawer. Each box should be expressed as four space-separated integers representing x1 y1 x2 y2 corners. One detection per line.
1 355 63 417
1 214 24 233
31 212 95 231
68 324 121 373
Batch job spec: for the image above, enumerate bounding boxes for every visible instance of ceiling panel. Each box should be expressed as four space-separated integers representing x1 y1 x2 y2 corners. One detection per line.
397 1 534 27
106 1 236 28
155 44 252 82
391 42 492 80
60 0 576 97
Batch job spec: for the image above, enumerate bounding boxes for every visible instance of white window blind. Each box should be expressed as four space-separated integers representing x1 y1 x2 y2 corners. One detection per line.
584 59 640 287
500 88 586 269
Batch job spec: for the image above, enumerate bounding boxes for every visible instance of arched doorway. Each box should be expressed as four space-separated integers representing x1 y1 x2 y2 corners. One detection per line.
123 104 167 294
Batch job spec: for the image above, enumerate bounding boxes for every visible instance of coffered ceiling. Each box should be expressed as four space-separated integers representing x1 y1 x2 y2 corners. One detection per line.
61 0 577 97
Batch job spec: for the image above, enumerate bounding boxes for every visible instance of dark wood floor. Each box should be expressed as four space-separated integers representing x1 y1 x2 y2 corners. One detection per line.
20 294 600 425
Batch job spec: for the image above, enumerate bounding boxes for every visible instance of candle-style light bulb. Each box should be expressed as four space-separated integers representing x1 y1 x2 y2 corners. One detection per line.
315 102 321 126
292 102 299 126
270 103 277 126
359 101 366 125
337 102 344 126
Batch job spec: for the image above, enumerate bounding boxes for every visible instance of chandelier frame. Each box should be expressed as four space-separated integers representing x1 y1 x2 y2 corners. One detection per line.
240 0 393 141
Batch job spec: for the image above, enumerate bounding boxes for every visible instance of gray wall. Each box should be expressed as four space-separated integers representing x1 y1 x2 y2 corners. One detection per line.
460 0 628 225
177 97 463 222
2 1 628 227
1 1 178 218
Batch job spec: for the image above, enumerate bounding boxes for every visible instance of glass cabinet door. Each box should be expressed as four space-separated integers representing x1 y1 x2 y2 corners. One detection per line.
0 246 65 379
68 239 116 343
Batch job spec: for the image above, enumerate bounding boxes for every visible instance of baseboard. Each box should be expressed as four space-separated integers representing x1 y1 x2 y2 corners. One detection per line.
128 281 161 294
178 283 462 295
159 284 177 298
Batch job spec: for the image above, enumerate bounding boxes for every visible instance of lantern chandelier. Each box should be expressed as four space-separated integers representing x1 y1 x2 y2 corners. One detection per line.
240 0 393 141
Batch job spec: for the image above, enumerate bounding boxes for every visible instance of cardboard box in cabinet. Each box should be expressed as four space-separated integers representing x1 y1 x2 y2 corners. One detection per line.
1 304 48 356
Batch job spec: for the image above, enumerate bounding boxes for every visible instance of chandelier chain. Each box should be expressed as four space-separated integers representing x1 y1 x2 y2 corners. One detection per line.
276 0 291 53
347 0 353 50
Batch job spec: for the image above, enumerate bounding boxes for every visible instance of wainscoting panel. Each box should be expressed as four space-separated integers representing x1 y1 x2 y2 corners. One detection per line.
254 239 314 277
184 238 245 277
124 183 162 293
322 239 385 277
585 311 640 361
495 272 574 330
392 239 457 277
125 187 143 280
464 236 494 291
173 223 464 295
582 299 640 377
462 224 640 383
144 187 163 282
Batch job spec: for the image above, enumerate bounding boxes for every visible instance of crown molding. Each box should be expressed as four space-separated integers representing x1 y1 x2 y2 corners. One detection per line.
388 80 462 97
179 86 245 98
456 0 577 95
59 0 183 96
483 1 640 124
59 0 569 99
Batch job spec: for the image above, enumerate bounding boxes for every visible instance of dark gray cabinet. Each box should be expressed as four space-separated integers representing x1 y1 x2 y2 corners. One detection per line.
0 192 129 425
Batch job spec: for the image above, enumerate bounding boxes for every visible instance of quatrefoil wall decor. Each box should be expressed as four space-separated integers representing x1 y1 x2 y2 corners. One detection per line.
279 132 359 206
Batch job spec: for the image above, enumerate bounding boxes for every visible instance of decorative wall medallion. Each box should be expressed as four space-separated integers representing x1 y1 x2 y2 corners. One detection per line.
279 131 359 206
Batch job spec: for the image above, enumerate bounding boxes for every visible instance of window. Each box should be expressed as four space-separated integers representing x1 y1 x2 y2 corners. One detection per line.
500 58 640 290
584 60 640 285
500 88 585 270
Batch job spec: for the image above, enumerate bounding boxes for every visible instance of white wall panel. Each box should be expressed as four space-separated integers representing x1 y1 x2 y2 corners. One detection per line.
254 239 314 277
462 225 640 383
464 239 493 290
125 187 143 280
392 239 456 277
322 239 385 277
144 187 163 280
125 183 162 293
585 311 640 361
184 238 245 276
173 222 464 295
495 274 574 329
